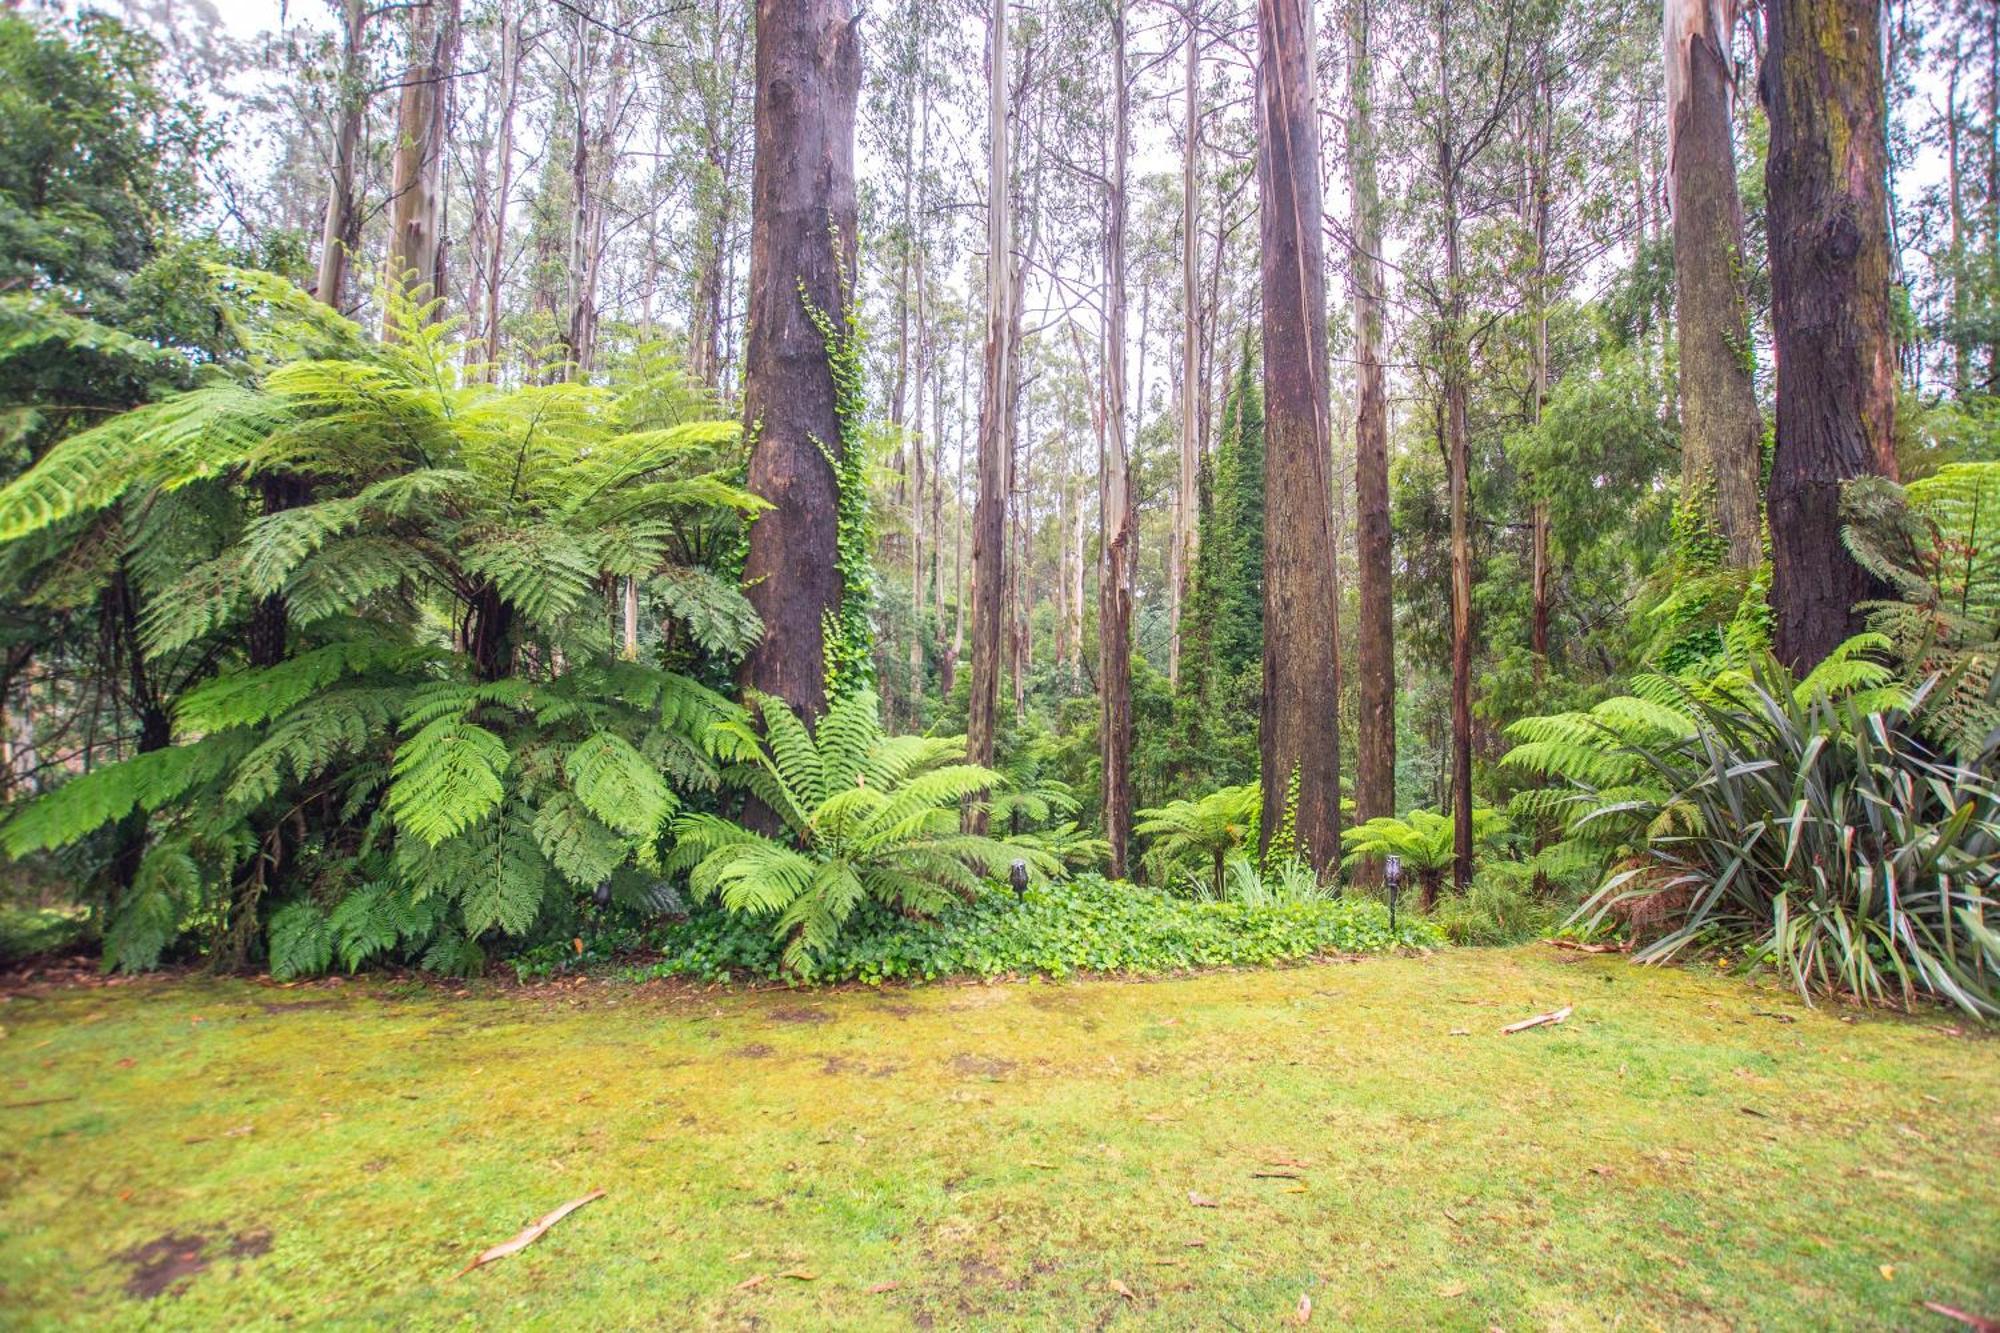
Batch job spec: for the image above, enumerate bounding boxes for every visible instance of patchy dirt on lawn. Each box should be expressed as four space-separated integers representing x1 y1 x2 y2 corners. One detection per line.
1 947 1995 1330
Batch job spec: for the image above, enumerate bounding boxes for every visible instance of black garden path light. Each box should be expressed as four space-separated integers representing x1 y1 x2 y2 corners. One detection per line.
1384 855 1402 935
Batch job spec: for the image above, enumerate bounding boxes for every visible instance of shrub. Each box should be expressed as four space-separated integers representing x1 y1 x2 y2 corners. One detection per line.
1500 634 1902 899
632 874 1443 985
1186 852 1331 907
1428 861 1565 946
1338 807 1506 908
1136 782 1259 893
1573 660 2000 1017
666 689 1057 969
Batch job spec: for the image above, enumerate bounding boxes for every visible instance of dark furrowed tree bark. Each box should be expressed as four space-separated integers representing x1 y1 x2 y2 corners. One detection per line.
1100 0 1135 880
1255 0 1342 876
965 0 1014 832
1667 0 1763 568
1444 276 1474 889
1347 0 1393 878
737 0 862 729
1762 0 1898 671
1170 0 1202 687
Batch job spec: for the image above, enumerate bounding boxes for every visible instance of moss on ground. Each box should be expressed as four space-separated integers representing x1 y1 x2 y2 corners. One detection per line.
0 948 1994 1329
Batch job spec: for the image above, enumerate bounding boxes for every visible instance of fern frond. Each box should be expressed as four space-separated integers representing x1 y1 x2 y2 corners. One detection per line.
387 717 510 845
454 807 550 938
103 841 201 973
176 636 429 734
2 735 247 855
0 382 284 541
533 793 631 888
565 731 676 838
226 687 403 807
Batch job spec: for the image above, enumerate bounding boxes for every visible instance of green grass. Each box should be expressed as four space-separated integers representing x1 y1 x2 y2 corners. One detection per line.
0 948 1994 1329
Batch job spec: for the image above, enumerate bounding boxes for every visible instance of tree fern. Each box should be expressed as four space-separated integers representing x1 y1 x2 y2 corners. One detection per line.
669 690 1054 971
1844 463 2000 755
0 267 764 977
1136 783 1261 894
1339 809 1506 901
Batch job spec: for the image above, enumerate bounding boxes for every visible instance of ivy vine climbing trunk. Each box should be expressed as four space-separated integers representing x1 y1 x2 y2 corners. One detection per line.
966 0 1014 831
1762 0 1898 671
1346 0 1393 875
1255 0 1342 875
737 0 862 729
1666 0 1764 568
1100 0 1136 880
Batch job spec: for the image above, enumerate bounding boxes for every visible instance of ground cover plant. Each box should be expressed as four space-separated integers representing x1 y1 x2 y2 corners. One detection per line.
636 874 1440 984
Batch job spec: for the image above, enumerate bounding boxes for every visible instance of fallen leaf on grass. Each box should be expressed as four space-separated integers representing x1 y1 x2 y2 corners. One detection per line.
779 1269 817 1281
1501 1006 1571 1034
1922 1300 2000 1331
1880 1264 1896 1281
1266 1156 1313 1169
866 1281 900 1294
1109 1278 1136 1300
1449 1028 1471 1037
736 1274 769 1291
1295 1293 1313 1324
1183 1237 1207 1248
1548 939 1624 954
1280 1182 1308 1194
1740 1106 1770 1119
1187 1191 1219 1208
456 1189 606 1277
1253 1170 1303 1180
1437 1282 1468 1299
1026 1160 1059 1170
